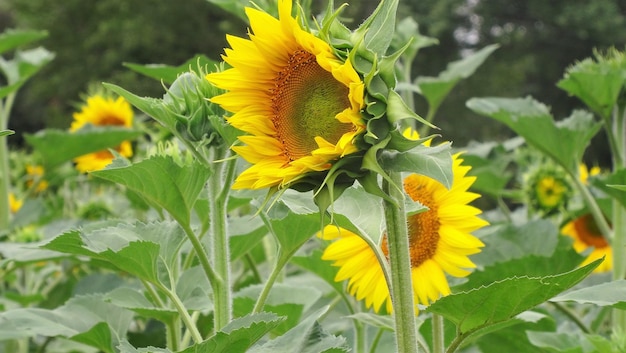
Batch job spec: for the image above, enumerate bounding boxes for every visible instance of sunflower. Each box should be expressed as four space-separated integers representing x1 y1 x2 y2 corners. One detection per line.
69 95 134 173
561 214 612 273
534 175 569 210
206 0 365 190
25 164 48 192
579 163 601 185
320 154 487 313
9 193 22 213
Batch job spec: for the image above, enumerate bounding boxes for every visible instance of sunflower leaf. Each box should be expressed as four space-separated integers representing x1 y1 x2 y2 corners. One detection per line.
269 212 321 256
379 142 453 189
124 54 217 85
0 29 48 55
354 0 398 57
104 83 180 134
550 280 626 310
557 50 626 119
42 221 187 287
0 129 13 137
248 306 349 353
91 155 211 227
24 126 142 169
591 168 626 209
416 44 498 113
426 258 600 334
467 97 602 173
0 294 133 352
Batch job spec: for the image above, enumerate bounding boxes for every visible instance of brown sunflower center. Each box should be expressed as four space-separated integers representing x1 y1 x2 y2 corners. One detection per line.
98 115 126 126
270 49 353 161
573 214 609 249
381 182 441 268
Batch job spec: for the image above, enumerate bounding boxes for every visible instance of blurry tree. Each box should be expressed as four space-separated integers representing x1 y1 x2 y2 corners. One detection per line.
403 0 626 166
2 0 625 167
3 0 245 143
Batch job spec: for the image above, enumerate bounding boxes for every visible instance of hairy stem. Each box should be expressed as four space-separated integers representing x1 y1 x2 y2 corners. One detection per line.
382 172 419 353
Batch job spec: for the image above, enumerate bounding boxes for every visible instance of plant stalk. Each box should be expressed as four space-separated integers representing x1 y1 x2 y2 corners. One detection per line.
207 147 235 330
432 314 445 353
0 94 16 232
382 171 419 353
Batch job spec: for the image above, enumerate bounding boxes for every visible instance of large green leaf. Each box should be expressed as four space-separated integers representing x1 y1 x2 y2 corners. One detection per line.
469 220 562 267
359 0 398 57
248 306 348 353
235 284 322 336
468 312 555 353
551 280 626 310
379 142 453 189
291 250 343 294
270 212 321 255
176 313 285 353
0 29 47 55
0 294 133 353
91 155 211 227
0 47 54 98
427 259 600 334
124 55 217 85
24 126 142 169
43 221 187 286
455 240 584 292
416 44 498 112
105 287 178 323
229 215 268 261
557 53 626 119
104 83 179 133
467 97 602 173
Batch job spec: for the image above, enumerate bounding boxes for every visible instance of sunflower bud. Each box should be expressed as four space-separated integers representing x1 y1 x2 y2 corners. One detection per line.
525 165 572 215
165 71 225 144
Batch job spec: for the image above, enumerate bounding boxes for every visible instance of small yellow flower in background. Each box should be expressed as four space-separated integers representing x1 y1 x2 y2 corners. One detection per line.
525 165 571 215
25 164 48 192
70 95 134 172
561 214 612 273
535 176 568 209
9 193 22 213
579 163 601 185
320 154 488 313
206 0 365 190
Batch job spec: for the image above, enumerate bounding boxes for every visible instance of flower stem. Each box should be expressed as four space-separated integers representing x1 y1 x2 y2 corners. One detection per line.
611 106 626 336
432 314 445 353
382 171 419 353
207 147 235 330
158 283 203 344
0 94 15 232
252 254 286 313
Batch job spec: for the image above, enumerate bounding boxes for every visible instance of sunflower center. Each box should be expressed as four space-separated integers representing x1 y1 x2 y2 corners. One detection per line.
381 183 440 268
98 115 126 126
536 177 566 207
574 214 609 249
271 50 353 161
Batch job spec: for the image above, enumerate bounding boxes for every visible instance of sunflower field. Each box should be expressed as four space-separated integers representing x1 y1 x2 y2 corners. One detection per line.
1 1 626 353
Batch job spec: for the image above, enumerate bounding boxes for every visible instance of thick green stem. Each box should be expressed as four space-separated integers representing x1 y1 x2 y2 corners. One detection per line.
432 314 445 353
0 134 10 231
0 95 15 232
207 147 235 330
382 172 419 353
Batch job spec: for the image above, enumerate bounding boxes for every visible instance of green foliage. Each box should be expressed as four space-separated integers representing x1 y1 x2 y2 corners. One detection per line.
91 156 212 228
467 97 602 173
24 126 142 169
